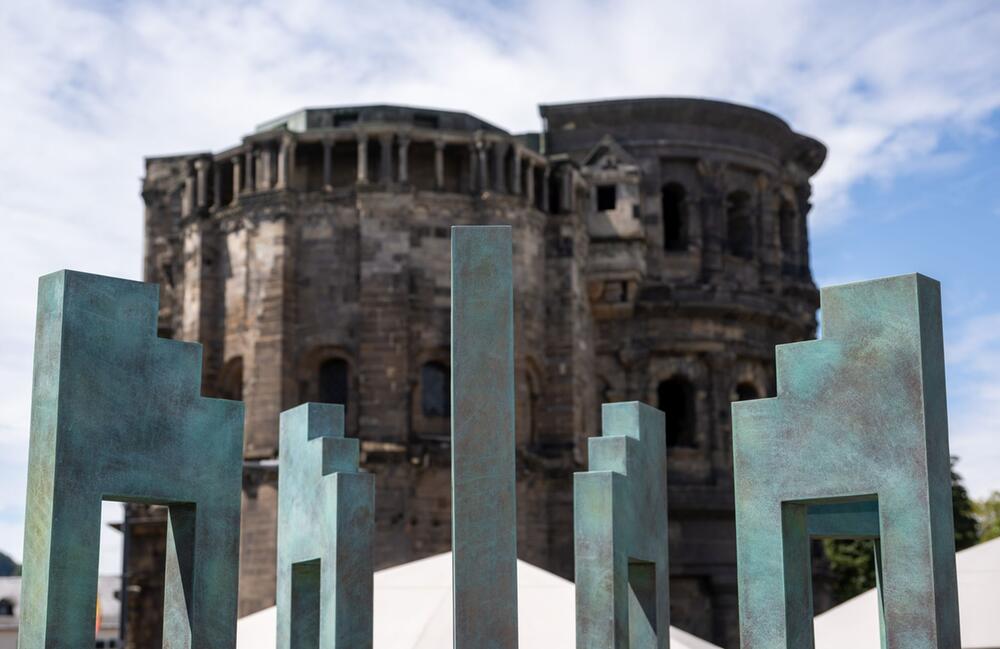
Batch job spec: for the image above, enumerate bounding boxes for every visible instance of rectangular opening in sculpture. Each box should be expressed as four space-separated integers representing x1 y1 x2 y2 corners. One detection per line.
290 558 321 649
628 559 657 647
106 498 200 647
96 501 127 648
801 497 883 646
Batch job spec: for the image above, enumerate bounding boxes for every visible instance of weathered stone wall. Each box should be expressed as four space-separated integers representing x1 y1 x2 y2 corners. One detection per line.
134 99 824 648
540 98 822 647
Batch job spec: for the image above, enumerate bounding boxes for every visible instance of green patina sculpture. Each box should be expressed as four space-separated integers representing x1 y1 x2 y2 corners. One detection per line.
575 401 670 649
732 274 961 648
276 403 373 649
451 225 518 648
20 270 244 648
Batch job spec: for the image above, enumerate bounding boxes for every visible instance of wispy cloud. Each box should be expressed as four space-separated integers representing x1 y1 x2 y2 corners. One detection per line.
0 0 998 560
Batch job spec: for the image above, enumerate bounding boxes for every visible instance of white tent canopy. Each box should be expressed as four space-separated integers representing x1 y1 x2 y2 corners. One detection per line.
237 552 721 649
814 536 1000 649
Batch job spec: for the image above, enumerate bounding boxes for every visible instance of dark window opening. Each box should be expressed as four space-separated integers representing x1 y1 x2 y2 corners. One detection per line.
662 183 687 251
596 184 617 211
0 599 13 616
735 382 760 402
548 172 562 214
318 358 349 407
333 112 358 127
421 361 450 418
217 357 243 401
413 113 440 129
658 377 696 448
726 190 754 259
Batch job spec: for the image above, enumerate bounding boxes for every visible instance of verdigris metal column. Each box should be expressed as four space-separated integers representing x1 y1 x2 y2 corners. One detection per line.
451 225 518 649
276 403 373 649
18 271 243 649
575 402 670 649
732 274 960 649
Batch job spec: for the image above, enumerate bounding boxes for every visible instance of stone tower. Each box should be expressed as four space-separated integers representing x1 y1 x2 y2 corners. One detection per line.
133 98 824 648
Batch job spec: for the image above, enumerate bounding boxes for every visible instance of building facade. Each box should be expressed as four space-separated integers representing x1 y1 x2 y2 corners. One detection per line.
132 98 824 648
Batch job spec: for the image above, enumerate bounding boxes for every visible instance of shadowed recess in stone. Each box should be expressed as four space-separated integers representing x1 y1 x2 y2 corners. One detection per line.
732 274 961 649
19 270 244 649
451 225 518 649
575 401 671 649
277 403 373 649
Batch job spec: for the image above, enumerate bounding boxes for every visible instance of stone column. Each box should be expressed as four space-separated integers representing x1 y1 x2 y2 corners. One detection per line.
696 159 727 280
243 147 255 194
231 156 242 205
477 141 488 194
759 177 782 284
182 162 195 217
434 139 446 190
276 137 291 190
542 167 551 212
563 170 574 212
379 133 394 186
512 150 522 196
398 135 410 184
493 141 508 193
212 161 222 208
467 143 478 193
796 183 812 275
357 135 369 184
260 145 274 190
322 139 333 190
287 139 297 190
194 158 209 209
525 160 535 205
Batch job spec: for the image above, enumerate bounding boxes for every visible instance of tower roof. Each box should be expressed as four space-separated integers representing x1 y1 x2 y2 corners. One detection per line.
255 104 507 135
540 96 826 175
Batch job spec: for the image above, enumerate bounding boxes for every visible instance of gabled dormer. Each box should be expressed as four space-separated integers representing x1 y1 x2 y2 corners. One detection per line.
581 135 640 172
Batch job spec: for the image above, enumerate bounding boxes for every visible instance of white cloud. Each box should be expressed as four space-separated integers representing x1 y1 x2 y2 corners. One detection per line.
947 313 1000 499
0 0 998 562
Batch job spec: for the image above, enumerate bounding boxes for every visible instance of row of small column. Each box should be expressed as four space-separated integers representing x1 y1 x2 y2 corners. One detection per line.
182 133 548 216
313 133 542 200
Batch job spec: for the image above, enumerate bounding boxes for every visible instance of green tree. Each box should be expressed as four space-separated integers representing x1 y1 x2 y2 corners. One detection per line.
974 491 1000 542
0 551 19 577
822 457 979 604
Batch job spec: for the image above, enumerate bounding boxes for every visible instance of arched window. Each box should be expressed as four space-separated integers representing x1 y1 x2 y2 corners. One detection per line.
735 382 760 402
318 358 349 406
658 377 696 448
661 183 687 251
0 598 13 616
217 357 243 401
725 190 754 259
518 367 542 447
421 361 450 418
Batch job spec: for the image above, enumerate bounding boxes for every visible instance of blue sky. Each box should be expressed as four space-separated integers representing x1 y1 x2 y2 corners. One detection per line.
0 0 998 571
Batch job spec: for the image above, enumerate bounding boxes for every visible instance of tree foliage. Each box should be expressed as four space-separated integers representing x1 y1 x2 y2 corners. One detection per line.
0 551 19 577
974 491 1000 542
822 458 979 604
